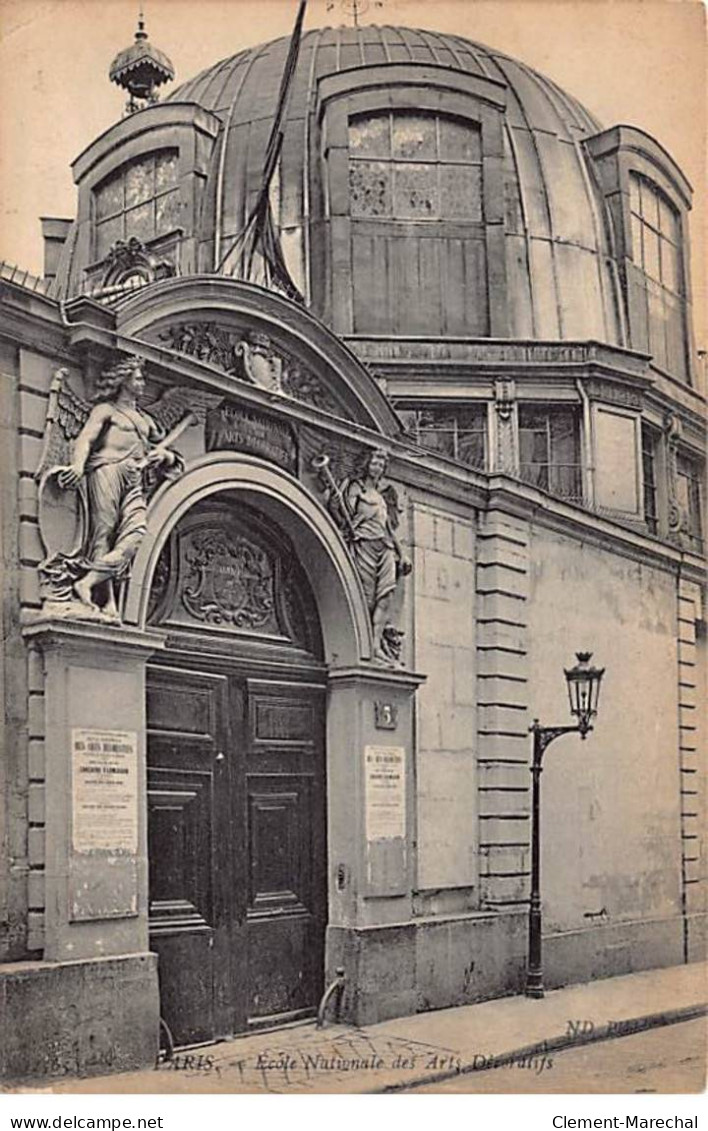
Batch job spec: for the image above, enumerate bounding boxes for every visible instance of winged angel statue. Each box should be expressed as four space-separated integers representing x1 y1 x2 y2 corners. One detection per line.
313 446 411 666
35 355 213 622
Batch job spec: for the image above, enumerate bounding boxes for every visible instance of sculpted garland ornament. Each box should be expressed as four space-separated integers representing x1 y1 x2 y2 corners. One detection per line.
34 356 212 623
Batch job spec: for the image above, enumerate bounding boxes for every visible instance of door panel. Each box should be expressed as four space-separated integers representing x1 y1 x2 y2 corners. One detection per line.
245 680 326 1027
147 666 230 1047
147 665 326 1043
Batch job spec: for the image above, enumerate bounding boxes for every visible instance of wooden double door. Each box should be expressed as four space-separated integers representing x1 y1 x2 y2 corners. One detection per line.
146 660 327 1047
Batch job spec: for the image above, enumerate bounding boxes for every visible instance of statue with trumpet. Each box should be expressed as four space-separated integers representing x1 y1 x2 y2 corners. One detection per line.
313 447 411 665
35 354 211 622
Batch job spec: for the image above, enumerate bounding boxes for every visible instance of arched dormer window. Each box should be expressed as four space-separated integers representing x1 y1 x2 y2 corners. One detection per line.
585 126 695 384
629 173 688 380
347 111 486 336
93 149 179 261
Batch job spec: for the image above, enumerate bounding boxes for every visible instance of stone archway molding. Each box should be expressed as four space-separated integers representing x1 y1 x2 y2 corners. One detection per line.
123 452 373 665
115 275 400 437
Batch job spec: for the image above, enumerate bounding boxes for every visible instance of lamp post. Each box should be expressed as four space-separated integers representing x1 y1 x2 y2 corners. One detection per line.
525 652 605 999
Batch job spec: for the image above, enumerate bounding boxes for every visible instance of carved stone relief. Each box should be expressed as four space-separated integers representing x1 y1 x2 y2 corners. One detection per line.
159 321 344 416
181 528 278 631
493 378 517 474
102 236 176 290
584 378 643 412
148 506 322 656
205 401 298 473
664 412 683 535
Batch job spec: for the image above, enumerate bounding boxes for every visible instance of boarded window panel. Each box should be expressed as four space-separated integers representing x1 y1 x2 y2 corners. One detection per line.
462 238 488 335
439 118 481 163
392 164 439 219
350 113 390 158
352 232 390 333
349 161 391 217
390 233 422 333
391 114 436 160
442 237 468 335
629 175 641 215
417 237 443 334
440 165 482 220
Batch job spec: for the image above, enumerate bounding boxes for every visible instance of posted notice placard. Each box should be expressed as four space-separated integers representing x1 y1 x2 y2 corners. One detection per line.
71 728 138 854
364 745 406 840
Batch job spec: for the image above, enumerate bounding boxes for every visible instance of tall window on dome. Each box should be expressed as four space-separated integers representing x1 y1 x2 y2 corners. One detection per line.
93 150 180 261
347 112 486 335
629 174 688 381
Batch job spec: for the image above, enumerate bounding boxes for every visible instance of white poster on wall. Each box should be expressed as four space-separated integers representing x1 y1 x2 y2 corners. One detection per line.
71 728 138 854
364 745 406 840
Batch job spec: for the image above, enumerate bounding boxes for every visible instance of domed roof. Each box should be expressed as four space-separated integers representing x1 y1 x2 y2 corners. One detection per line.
168 25 621 344
171 25 600 135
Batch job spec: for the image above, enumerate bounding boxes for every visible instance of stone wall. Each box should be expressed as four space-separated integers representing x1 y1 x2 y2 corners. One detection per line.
526 527 685 944
411 501 477 907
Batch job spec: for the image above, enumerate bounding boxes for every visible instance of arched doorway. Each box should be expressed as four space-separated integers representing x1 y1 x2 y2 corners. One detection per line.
145 495 327 1045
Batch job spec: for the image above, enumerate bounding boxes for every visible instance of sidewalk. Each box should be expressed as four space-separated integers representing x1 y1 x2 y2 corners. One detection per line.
7 961 706 1094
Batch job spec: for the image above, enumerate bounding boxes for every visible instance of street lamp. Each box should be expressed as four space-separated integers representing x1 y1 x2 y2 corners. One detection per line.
525 652 605 999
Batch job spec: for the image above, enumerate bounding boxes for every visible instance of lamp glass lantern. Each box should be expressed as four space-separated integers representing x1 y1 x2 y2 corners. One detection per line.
564 652 605 736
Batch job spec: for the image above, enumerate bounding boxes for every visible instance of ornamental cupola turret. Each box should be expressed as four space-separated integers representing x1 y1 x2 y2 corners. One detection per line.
109 10 175 115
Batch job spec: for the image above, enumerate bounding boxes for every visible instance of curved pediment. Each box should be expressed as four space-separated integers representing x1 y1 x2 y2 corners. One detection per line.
115 276 400 435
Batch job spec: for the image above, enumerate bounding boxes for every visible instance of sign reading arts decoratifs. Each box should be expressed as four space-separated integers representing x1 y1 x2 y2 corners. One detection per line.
364 745 406 840
71 728 138 854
